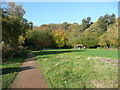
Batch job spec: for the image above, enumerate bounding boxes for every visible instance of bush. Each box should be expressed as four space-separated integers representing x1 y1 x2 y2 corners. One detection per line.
2 43 27 61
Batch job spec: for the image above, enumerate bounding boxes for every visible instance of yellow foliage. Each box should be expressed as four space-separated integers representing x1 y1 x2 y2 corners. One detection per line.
19 36 25 44
52 29 67 48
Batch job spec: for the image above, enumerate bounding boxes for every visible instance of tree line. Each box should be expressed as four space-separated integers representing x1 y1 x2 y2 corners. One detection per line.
1 2 119 59
26 14 119 49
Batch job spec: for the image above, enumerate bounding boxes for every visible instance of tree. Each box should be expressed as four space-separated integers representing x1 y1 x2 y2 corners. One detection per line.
98 33 110 49
84 20 102 36
26 30 53 50
1 2 32 58
98 14 116 34
107 23 119 48
29 22 33 30
80 36 98 48
61 22 70 30
67 37 81 47
98 20 118 49
79 17 92 32
52 29 67 50
39 24 62 32
66 23 81 47
80 30 99 48
1 2 30 47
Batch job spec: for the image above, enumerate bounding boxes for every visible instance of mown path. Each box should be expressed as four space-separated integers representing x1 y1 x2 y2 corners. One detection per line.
12 53 48 88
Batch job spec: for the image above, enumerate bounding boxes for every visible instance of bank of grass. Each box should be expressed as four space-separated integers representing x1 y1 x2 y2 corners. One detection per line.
34 49 118 88
1 50 30 89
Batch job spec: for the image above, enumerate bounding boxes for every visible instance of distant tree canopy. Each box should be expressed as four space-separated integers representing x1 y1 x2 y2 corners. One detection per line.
29 13 117 49
99 23 118 49
79 17 92 32
62 22 70 30
98 14 116 34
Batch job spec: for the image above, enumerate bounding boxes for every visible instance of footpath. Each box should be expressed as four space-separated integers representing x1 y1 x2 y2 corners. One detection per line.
12 53 48 88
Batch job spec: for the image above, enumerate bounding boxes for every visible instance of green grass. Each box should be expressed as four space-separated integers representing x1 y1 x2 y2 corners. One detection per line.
34 49 118 88
1 50 30 89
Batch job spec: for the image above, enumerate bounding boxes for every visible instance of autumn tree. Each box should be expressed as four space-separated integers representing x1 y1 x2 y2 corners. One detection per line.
52 29 67 50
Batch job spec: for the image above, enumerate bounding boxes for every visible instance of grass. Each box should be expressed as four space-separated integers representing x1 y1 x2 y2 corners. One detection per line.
34 49 118 88
1 50 30 89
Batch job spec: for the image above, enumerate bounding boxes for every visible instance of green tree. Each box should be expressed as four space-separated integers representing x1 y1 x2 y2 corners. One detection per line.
66 23 81 47
98 18 118 49
79 17 92 32
1 2 32 58
1 2 30 47
80 30 99 48
98 14 116 34
26 30 53 50
107 23 118 48
98 33 110 49
61 22 70 30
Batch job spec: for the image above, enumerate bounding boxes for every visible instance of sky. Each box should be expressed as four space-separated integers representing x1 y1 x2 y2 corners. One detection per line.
15 2 118 26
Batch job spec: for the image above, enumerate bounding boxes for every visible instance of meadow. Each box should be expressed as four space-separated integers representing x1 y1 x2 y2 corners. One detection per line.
34 49 118 88
1 49 118 88
2 2 119 89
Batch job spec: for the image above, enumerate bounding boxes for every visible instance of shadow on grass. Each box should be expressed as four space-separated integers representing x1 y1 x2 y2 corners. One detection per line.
33 49 86 56
1 66 35 75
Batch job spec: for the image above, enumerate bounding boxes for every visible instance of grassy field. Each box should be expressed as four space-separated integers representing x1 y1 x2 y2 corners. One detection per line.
1 50 29 89
34 49 118 88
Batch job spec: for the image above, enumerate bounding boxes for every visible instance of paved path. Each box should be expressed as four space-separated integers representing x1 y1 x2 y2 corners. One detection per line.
12 53 48 88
